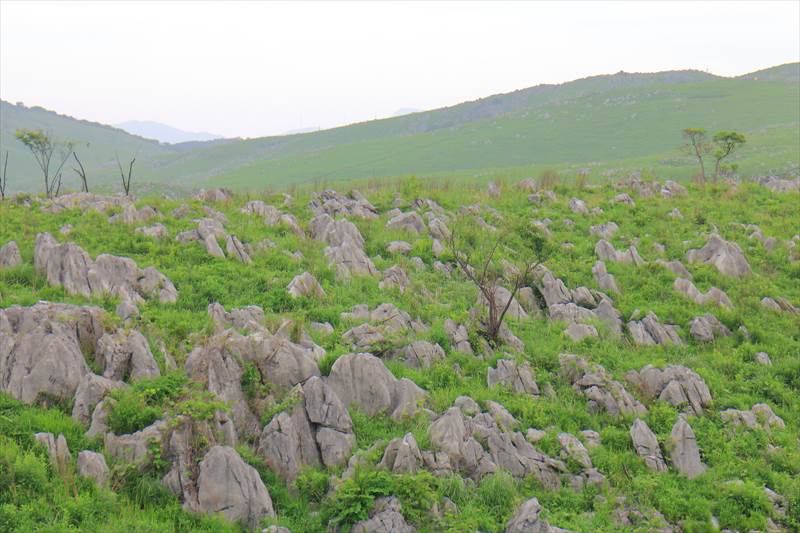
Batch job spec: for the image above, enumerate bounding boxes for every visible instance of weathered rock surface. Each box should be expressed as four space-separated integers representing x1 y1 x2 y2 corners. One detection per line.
506 497 552 533
386 241 412 254
589 222 619 240
72 373 126 425
109 203 160 225
761 296 798 314
387 211 426 234
258 377 355 480
721 403 785 431
35 432 71 472
287 271 326 299
595 239 645 266
558 432 592 469
309 189 378 219
668 417 705 478
756 175 800 193
96 329 161 382
0 302 107 405
77 450 110 486
626 364 712 415
326 353 426 421
627 312 683 346
194 445 275 529
135 222 168 240
630 419 666 472
352 496 415 533
674 278 732 308
208 302 265 332
487 359 539 395
689 313 731 342
685 234 751 277
592 261 620 294
379 265 410 293
560 354 646 416
391 340 445 369
476 285 528 320
569 198 589 214
195 188 233 202
35 232 178 303
0 240 22 268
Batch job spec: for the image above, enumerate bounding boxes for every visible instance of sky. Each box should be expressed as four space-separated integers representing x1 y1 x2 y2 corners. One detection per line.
1 1 798 139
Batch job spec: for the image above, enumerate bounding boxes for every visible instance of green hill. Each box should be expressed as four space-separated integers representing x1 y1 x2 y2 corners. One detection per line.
2 64 798 193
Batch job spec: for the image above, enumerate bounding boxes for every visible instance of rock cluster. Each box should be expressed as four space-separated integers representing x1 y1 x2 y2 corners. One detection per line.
627 312 683 346
487 359 539 396
309 214 378 278
560 354 646 416
626 364 712 415
309 189 378 219
674 278 732 308
629 419 667 472
721 403 785 431
108 203 160 224
685 234 751 277
688 313 731 342
176 218 252 263
194 188 233 202
35 232 178 303
241 200 303 235
594 239 645 265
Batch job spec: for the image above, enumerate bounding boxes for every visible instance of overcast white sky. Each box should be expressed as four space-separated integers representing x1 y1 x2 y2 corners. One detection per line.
1 1 798 138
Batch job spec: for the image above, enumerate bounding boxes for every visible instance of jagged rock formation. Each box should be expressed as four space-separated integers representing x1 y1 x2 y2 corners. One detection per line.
387 211 426 233
755 175 800 193
287 271 326 299
309 189 378 219
35 432 71 472
326 353 426 421
41 192 131 214
689 313 731 342
674 278 732 308
668 416 705 478
444 319 473 354
0 240 22 268
487 359 539 395
657 259 692 278
592 260 620 294
379 265 410 293
352 496 415 533
589 222 619 240
627 312 683 346
761 296 798 313
569 198 588 214
721 403 785 431
77 450 109 486
626 364 712 415
386 240 412 254
537 268 623 335
135 222 168 239
685 234 751 277
560 354 646 416
390 340 445 369
241 200 303 235
309 214 379 278
109 203 160 224
629 419 667 472
594 239 645 265
194 188 233 202
258 377 355 480
35 232 178 303
505 497 554 533
476 285 528 320
72 374 126 426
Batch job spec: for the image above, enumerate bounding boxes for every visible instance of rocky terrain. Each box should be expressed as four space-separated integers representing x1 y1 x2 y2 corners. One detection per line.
0 178 798 532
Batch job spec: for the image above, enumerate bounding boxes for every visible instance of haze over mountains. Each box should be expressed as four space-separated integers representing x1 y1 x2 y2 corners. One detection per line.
1 62 798 193
114 120 224 144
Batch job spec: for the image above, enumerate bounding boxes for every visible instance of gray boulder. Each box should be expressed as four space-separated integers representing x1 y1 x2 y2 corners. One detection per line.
391 340 445 369
674 278 732 308
35 432 71 472
595 239 645 266
386 241 412 254
72 374 126 426
685 234 751 277
629 419 666 472
379 433 424 474
627 312 683 346
721 403 785 431
487 359 539 395
626 364 712 415
589 222 619 240
558 432 592 469
95 330 160 382
668 417 705 478
326 353 426 421
287 271 326 299
387 211 426 234
506 497 552 533
195 446 276 530
352 496 415 533
689 313 731 342
444 319 472 354
0 241 22 268
379 265 410 293
225 235 252 264
560 354 646 417
77 450 110 486
592 261 620 294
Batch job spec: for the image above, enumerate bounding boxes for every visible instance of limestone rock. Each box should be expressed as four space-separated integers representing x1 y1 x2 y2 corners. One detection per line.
674 278 732 308
309 189 378 219
630 419 666 472
392 341 445 369
194 188 233 202
287 272 326 299
668 417 705 478
721 403 785 431
592 261 620 294
72 374 126 426
352 496 415 533
487 359 539 395
627 312 683 346
77 450 110 486
589 222 619 240
387 211 426 234
560 354 646 417
95 330 160 382
444 319 472 354
326 353 426 421
225 235 252 264
626 364 712 415
379 433 424 473
685 234 751 277
506 497 553 533
689 313 731 342
558 432 592 469
0 241 22 268
386 241 412 254
569 198 588 214
595 239 645 266
565 322 598 342
135 223 168 239
35 432 71 472
379 265 410 293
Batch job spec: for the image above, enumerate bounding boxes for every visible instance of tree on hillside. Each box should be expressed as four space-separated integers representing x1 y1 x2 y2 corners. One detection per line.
0 151 8 200
681 127 710 183
71 150 89 193
15 129 73 198
711 131 746 182
115 153 136 196
447 216 549 346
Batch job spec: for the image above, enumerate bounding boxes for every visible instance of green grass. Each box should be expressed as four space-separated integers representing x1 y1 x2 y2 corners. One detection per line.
1 174 799 531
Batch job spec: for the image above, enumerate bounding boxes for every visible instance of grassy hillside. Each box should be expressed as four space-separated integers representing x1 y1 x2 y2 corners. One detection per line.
2 64 798 194
1 177 798 531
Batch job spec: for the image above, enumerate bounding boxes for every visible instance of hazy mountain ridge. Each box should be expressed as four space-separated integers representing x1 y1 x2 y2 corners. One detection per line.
115 120 224 144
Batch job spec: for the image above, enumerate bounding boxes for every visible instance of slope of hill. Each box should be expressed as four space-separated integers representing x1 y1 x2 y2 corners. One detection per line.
1 179 798 532
2 63 798 194
0 101 175 192
115 120 224 144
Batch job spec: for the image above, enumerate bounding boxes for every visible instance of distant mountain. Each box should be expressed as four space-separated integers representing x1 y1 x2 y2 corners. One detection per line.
114 120 223 144
2 62 797 193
